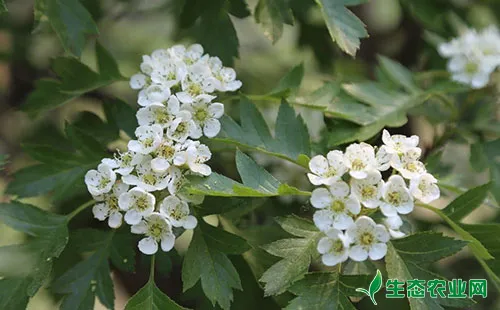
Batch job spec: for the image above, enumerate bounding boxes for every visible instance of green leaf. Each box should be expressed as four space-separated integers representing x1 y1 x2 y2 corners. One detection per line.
0 202 69 307
461 224 500 290
35 0 99 56
187 150 309 197
315 0 368 56
217 98 310 165
195 0 239 65
471 139 500 204
109 231 137 273
259 215 322 296
0 0 7 14
286 272 371 310
182 219 250 310
125 278 187 310
23 43 123 117
442 183 491 221
229 0 251 18
72 111 119 145
65 123 107 159
377 55 418 93
103 98 138 139
255 0 293 43
267 63 304 97
387 233 472 310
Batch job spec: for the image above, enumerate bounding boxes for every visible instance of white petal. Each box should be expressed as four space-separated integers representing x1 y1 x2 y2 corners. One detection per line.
332 213 354 230
151 158 171 173
203 118 221 138
322 253 345 266
176 92 193 104
192 163 212 176
380 203 398 217
368 243 387 260
130 74 147 89
118 193 133 211
92 204 108 221
317 237 332 254
208 102 224 118
328 181 349 197
310 188 332 209
309 155 328 175
183 215 198 229
138 237 158 255
345 197 361 214
350 170 368 179
160 234 176 252
125 210 143 225
349 245 369 261
375 225 390 243
313 210 333 232
131 221 148 234
307 173 324 186
389 229 406 239
108 212 123 228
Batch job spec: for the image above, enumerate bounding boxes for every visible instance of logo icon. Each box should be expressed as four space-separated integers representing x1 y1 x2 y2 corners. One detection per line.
356 269 383 305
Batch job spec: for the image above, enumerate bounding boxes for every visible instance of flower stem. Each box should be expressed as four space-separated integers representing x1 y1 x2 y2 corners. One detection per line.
67 200 95 221
150 255 156 281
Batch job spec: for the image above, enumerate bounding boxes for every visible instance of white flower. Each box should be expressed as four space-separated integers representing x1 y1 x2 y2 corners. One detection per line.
350 170 383 209
177 143 212 176
101 151 144 176
380 175 414 217
92 182 129 228
85 163 117 196
130 73 147 90
346 216 390 261
140 55 157 75
307 150 348 186
375 145 391 171
410 173 440 203
150 139 183 173
136 96 180 128
311 181 361 231
176 64 217 104
182 94 224 138
183 44 204 65
159 195 198 229
317 229 349 266
213 67 242 92
383 214 406 239
122 156 172 192
128 125 163 155
447 55 496 89
392 148 426 179
138 84 171 107
118 186 155 225
166 166 185 195
131 213 175 255
344 143 378 179
381 129 419 155
167 111 197 142
150 62 187 88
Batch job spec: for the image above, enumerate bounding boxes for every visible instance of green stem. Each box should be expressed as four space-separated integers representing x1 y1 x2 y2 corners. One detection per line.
67 200 95 221
150 255 156 281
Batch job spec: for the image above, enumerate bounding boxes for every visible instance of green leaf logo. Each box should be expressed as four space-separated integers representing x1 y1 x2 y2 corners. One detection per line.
356 269 383 305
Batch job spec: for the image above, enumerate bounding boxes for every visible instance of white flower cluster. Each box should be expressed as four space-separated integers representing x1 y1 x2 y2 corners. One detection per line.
84 44 241 255
307 130 440 266
438 26 500 89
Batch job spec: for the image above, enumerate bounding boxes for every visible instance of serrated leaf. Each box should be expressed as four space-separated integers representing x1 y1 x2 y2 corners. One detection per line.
255 0 293 43
268 63 304 97
377 55 418 93
386 232 473 310
72 111 119 145
259 216 322 296
0 202 69 307
315 0 368 56
35 0 99 56
52 229 117 310
125 278 187 310
187 150 309 197
103 98 138 139
442 183 491 221
65 123 107 159
286 272 371 310
217 98 310 165
23 43 123 117
182 219 250 310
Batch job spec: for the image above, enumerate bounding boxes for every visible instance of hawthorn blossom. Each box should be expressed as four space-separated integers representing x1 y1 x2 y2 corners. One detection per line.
410 173 440 203
392 148 426 179
136 96 180 128
159 195 197 229
307 150 347 186
92 182 129 228
167 111 197 142
311 181 361 231
344 143 378 179
85 163 117 196
317 229 350 266
122 156 171 192
346 216 390 261
381 129 419 156
118 187 156 225
138 84 171 107
130 73 147 89
383 215 406 239
131 213 176 255
380 175 414 216
182 94 224 138
101 151 144 176
128 125 163 155
350 170 384 209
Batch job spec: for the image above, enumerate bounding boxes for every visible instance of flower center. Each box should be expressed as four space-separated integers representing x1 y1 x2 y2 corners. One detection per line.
157 144 175 159
188 83 202 96
143 174 157 185
351 159 365 171
167 71 176 80
136 196 149 211
107 196 119 211
465 62 478 74
329 200 345 213
361 186 376 199
387 191 402 205
142 137 154 148
148 223 164 239
404 162 419 172
121 153 132 166
99 177 111 189
175 122 187 135
332 239 344 253
194 108 208 122
170 206 186 220
154 109 171 124
323 168 337 178
360 232 374 246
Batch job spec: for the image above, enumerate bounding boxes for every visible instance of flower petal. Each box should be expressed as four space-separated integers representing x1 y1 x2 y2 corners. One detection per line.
138 237 158 255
